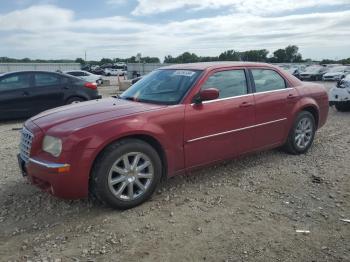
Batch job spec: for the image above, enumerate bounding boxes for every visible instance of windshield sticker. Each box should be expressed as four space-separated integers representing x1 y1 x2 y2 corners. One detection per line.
173 70 195 77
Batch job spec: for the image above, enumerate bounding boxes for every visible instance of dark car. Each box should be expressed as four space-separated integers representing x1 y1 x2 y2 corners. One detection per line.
131 76 142 85
0 71 101 120
299 66 327 81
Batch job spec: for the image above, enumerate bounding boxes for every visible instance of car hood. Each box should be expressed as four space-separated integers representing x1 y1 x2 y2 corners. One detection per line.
324 72 343 77
30 97 166 132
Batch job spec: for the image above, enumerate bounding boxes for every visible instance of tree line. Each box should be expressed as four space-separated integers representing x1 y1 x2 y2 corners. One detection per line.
164 45 302 63
1 45 349 65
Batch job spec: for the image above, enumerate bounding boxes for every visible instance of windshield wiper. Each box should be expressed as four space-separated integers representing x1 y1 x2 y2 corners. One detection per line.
121 96 136 101
113 94 121 99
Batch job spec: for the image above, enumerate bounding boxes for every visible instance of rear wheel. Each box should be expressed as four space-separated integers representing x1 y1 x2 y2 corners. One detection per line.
90 139 162 209
66 96 85 104
283 111 316 155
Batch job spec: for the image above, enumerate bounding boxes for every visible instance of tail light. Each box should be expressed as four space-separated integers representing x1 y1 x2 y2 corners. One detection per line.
84 82 97 90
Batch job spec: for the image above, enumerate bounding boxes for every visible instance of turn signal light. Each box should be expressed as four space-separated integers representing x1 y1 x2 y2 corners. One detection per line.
57 164 71 173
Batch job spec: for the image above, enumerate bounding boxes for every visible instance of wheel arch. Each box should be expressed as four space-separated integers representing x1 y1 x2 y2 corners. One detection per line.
89 133 168 179
300 105 319 128
65 95 87 104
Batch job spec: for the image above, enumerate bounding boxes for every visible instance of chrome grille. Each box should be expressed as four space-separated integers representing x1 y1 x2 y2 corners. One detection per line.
19 127 34 163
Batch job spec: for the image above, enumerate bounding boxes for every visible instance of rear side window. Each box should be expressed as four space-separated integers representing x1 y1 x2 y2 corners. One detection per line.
251 69 286 93
201 70 248 99
35 73 60 87
0 74 31 91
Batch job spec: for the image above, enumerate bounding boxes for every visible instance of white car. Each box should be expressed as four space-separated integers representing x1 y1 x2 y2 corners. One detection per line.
104 68 127 76
329 74 350 111
65 70 103 85
322 66 350 81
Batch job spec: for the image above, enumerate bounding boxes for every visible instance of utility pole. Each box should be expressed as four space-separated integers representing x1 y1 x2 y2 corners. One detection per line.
84 50 87 62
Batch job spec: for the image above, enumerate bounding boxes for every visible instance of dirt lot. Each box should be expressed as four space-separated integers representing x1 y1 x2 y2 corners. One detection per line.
0 82 349 262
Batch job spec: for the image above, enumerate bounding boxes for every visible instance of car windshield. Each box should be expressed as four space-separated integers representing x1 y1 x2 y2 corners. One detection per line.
120 69 202 105
328 66 347 72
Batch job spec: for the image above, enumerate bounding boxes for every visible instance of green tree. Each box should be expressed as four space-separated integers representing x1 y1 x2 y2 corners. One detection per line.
100 58 113 65
285 45 302 62
75 58 85 65
240 49 269 62
219 50 240 61
272 49 287 63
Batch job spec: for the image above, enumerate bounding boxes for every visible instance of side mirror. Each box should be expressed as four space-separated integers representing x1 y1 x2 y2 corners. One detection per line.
192 88 219 104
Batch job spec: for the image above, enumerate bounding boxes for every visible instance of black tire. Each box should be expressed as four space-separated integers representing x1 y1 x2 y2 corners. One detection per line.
283 111 316 155
90 139 162 209
65 96 85 104
335 102 350 112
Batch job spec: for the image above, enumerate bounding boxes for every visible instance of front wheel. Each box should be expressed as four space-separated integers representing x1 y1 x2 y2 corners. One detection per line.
283 111 316 155
90 139 162 209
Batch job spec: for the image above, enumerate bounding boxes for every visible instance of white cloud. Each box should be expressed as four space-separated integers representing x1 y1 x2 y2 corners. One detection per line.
0 4 349 60
0 5 73 31
131 0 350 16
106 0 128 5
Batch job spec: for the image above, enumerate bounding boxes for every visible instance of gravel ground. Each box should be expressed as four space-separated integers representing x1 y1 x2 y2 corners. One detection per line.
0 82 349 262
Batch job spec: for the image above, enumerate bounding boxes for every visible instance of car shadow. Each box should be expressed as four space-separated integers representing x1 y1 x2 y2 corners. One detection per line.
0 147 295 237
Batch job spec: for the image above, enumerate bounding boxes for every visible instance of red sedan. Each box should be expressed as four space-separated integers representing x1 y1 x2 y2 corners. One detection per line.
18 62 329 209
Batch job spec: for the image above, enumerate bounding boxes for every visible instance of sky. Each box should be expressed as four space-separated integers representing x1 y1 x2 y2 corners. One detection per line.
0 0 350 61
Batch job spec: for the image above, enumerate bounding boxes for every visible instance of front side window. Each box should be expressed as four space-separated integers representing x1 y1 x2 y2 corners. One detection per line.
35 73 60 87
252 69 286 93
120 69 202 105
201 70 248 99
0 73 31 91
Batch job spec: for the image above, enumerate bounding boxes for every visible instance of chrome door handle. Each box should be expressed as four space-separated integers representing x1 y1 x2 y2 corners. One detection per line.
239 101 254 108
287 94 297 99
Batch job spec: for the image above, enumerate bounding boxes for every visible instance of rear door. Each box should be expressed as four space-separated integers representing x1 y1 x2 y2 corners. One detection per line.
250 68 299 149
0 72 34 119
30 72 66 114
184 68 255 168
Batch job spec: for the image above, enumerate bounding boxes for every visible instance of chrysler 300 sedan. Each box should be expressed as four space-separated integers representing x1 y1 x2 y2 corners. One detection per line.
18 62 329 209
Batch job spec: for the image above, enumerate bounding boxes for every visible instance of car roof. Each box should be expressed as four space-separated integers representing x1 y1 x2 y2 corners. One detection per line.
1 70 63 75
0 71 79 79
64 70 88 72
161 62 277 71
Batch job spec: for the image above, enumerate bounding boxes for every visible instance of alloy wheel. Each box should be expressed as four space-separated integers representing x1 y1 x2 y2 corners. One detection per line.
294 117 313 149
107 152 154 201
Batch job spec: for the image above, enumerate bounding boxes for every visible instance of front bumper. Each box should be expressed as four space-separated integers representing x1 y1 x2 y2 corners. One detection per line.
18 155 89 199
329 87 350 103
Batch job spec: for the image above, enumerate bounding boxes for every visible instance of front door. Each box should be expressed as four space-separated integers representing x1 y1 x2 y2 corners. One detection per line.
0 72 33 120
184 68 255 169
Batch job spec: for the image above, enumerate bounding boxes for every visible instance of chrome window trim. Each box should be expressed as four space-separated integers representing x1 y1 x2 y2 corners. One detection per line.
190 87 294 106
253 87 293 95
192 93 253 106
28 158 70 169
186 118 287 143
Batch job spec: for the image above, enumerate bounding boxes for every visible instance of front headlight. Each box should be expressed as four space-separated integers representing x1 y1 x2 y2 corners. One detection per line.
42 136 62 157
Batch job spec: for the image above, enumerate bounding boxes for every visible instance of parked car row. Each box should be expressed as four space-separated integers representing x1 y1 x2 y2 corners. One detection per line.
83 63 128 76
279 64 350 82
